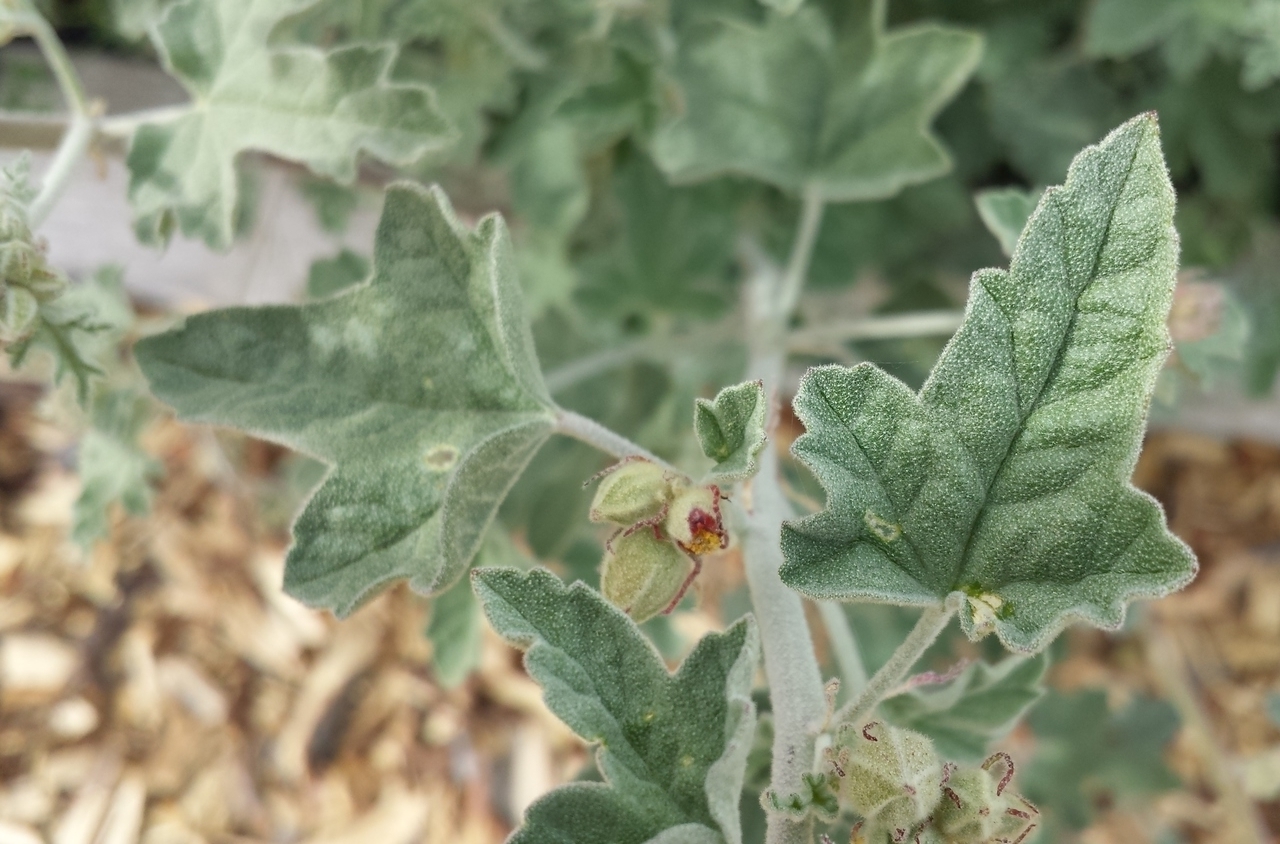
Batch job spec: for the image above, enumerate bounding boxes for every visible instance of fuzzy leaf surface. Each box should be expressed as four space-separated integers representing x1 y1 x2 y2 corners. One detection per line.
127 0 453 248
695 380 767 484
780 115 1197 652
473 568 758 844
880 653 1048 761
136 185 555 615
651 4 982 200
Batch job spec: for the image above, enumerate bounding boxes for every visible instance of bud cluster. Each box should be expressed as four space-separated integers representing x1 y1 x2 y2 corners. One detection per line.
587 457 729 622
827 722 1037 844
1 160 66 344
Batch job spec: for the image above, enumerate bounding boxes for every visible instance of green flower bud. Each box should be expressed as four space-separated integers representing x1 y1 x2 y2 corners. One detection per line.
0 284 39 343
831 721 943 842
20 265 68 300
589 458 676 527
934 754 1038 844
600 529 694 622
664 483 727 557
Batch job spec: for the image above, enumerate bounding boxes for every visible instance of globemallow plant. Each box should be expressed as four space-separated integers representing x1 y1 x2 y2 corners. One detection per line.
0 0 1202 841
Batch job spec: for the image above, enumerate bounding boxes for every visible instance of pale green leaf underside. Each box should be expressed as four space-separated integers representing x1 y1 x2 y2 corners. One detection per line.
781 114 1197 652
127 0 454 248
473 568 758 844
651 6 981 200
880 653 1048 761
974 187 1041 258
695 380 767 484
136 184 555 616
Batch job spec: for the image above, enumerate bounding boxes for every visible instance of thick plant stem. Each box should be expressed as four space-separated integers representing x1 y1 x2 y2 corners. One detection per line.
554 409 678 473
835 595 960 727
743 432 827 844
817 601 868 700
740 199 827 844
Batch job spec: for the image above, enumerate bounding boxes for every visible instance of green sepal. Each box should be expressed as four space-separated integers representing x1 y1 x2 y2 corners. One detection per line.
590 458 677 527
473 567 759 844
694 380 767 484
934 755 1038 844
136 184 555 615
780 114 1197 653
828 720 942 839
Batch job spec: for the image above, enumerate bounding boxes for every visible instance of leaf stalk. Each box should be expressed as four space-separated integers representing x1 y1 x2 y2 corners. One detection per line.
554 408 679 473
834 594 962 728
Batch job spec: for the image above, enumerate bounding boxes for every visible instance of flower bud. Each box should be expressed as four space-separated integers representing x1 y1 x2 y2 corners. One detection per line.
600 529 694 622
664 483 727 556
830 721 943 842
589 458 675 527
0 284 39 343
934 753 1038 844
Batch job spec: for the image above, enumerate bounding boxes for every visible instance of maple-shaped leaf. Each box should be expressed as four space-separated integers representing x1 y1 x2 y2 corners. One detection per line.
473 568 759 844
127 0 454 248
651 3 982 200
780 114 1197 653
136 184 556 615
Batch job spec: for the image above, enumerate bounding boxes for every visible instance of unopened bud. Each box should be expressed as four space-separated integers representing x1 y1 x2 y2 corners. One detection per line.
601 529 694 622
589 458 675 527
830 721 943 841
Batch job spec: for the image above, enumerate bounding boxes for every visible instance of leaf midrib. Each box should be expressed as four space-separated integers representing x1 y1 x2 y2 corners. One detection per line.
947 125 1146 592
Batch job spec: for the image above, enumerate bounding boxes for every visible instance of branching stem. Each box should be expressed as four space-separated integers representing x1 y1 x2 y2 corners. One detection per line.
834 595 961 727
11 2 99 228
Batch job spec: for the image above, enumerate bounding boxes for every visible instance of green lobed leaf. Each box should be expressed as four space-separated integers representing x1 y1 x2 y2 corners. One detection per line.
136 184 556 615
780 114 1197 653
880 653 1048 762
73 387 161 548
306 248 370 300
1085 0 1252 79
973 187 1040 258
1022 689 1181 830
576 151 740 319
127 0 454 249
473 567 758 844
426 571 483 689
694 380 767 484
651 3 982 201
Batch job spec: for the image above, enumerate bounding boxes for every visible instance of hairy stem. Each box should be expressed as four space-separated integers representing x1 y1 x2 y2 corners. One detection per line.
817 601 868 701
554 409 678 473
742 429 827 844
740 197 827 844
835 595 961 727
787 310 964 352
775 186 826 318
543 320 738 394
